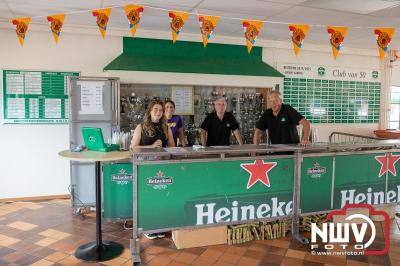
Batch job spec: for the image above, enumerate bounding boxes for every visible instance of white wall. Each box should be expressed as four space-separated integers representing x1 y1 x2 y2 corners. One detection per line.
0 27 387 198
0 29 122 199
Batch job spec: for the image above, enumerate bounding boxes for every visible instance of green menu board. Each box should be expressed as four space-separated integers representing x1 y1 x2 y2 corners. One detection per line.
278 64 381 124
2 70 79 124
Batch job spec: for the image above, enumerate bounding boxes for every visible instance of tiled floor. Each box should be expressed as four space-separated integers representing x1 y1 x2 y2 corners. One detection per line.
0 200 399 265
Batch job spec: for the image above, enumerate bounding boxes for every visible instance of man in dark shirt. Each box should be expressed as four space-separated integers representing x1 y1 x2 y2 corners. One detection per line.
253 91 310 145
201 97 243 146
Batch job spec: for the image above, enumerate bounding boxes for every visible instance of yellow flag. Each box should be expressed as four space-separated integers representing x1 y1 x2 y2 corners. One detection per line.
289 24 309 56
374 28 395 60
242 20 264 54
124 5 144 37
47 14 65 44
92 8 112 39
327 26 348 59
198 15 219 47
11 17 30 46
169 11 189 43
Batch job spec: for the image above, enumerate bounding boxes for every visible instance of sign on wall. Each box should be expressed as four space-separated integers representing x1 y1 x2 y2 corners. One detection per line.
2 70 79 124
171 86 194 115
277 64 380 124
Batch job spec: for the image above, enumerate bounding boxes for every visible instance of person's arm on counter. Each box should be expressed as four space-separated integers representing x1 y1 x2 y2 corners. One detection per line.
130 124 162 149
253 128 262 145
299 118 311 145
201 129 207 146
167 127 176 147
178 127 186 147
233 129 243 145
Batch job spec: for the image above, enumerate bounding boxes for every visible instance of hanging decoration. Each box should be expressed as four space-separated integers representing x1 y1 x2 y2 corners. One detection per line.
374 28 395 60
92 8 112 39
289 24 309 56
327 26 348 59
124 5 144 37
169 11 189 43
242 20 264 53
198 15 219 47
11 17 31 46
47 14 65 44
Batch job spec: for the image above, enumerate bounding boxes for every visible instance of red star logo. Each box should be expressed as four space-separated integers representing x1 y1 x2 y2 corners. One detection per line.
375 152 400 177
240 160 277 189
156 171 164 177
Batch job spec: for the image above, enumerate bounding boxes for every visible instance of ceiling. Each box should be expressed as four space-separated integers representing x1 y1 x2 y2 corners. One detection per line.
1 0 400 49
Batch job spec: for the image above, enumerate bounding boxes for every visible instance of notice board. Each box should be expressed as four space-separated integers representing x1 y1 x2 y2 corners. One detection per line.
2 70 79 124
277 64 380 124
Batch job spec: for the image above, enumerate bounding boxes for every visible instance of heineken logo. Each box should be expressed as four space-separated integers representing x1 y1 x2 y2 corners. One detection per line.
307 162 327 178
340 186 400 207
195 197 293 225
240 160 277 189
89 136 96 142
111 168 132 181
318 67 326 76
375 152 400 177
146 170 173 190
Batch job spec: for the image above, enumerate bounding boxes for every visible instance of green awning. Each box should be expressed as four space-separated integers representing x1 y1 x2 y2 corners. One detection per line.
104 37 284 77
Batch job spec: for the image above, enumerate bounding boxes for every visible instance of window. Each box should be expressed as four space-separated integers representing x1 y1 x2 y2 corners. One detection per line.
389 86 400 129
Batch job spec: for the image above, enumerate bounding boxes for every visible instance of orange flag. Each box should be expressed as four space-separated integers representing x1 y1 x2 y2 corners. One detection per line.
11 17 30 46
198 15 219 47
374 28 395 60
289 24 309 56
242 20 264 53
327 26 348 59
47 14 65 44
124 5 144 37
169 11 189 43
92 8 112 39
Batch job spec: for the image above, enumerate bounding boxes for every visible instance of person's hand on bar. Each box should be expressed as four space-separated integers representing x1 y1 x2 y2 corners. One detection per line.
300 138 310 146
152 139 162 148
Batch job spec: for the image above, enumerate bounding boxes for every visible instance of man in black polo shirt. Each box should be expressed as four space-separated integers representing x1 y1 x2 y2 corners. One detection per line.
253 91 310 145
201 97 243 146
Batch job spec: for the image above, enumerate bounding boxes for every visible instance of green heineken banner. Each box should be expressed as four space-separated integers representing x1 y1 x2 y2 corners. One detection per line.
137 158 294 231
300 156 333 213
334 152 400 209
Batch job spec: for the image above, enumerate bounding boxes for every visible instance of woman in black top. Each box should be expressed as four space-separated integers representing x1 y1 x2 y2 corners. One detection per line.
131 100 175 149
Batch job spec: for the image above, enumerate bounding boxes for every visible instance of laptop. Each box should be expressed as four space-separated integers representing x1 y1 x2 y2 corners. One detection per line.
82 127 120 152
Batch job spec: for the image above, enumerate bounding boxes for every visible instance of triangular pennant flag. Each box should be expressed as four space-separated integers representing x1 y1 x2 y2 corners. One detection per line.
374 28 395 60
11 17 30 46
242 20 264 53
327 26 348 59
169 11 189 43
92 8 112 39
198 15 219 47
289 24 309 56
47 14 65 44
124 4 144 37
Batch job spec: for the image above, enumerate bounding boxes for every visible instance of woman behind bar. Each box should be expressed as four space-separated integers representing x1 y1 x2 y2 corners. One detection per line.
165 99 186 147
128 100 174 238
131 100 175 149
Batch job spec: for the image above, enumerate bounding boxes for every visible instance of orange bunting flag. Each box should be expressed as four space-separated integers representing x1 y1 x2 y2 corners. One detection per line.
169 11 189 43
198 15 219 47
92 8 112 39
374 28 395 60
11 17 30 46
327 26 348 59
47 14 65 44
289 24 309 56
242 20 264 53
124 5 144 37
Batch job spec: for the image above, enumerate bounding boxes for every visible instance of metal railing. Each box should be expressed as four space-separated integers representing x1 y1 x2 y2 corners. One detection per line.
329 132 379 144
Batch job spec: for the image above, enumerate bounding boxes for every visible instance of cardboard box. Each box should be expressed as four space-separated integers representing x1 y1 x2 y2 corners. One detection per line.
172 226 227 249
